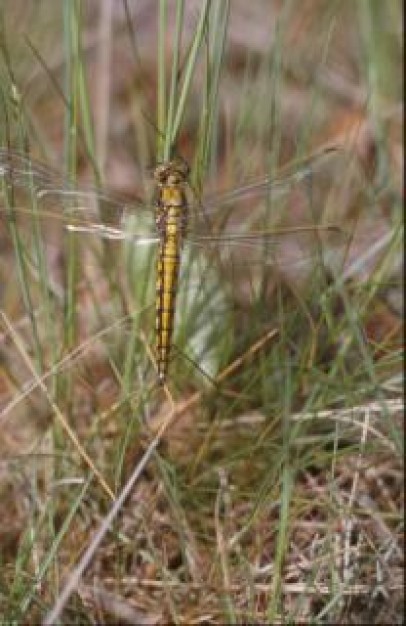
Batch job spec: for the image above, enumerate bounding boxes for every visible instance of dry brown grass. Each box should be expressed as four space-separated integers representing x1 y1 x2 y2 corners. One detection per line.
0 1 403 623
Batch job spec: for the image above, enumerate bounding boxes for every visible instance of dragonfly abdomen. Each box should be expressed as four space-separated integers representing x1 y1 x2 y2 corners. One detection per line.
155 178 189 383
156 240 182 383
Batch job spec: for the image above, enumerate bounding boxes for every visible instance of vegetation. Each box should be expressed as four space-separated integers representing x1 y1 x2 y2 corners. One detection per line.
0 1 403 623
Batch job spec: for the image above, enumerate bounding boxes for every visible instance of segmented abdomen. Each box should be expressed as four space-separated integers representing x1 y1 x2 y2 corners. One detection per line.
155 198 187 384
155 231 181 383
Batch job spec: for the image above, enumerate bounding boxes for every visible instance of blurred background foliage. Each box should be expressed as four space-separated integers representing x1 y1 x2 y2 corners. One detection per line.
0 1 403 623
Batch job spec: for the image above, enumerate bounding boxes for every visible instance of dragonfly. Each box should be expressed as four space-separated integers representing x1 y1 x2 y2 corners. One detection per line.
0 146 343 384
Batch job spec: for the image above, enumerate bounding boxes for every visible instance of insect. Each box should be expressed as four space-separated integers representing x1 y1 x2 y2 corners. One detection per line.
0 146 343 384
153 158 190 383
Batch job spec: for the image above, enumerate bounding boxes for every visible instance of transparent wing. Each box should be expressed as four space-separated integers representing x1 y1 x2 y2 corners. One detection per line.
199 145 338 212
0 145 346 269
0 148 156 245
185 145 347 276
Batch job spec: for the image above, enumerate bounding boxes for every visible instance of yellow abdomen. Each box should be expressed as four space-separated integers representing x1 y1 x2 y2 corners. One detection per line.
155 186 187 383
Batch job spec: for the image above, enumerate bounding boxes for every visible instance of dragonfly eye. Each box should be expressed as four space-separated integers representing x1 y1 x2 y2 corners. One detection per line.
153 164 167 185
153 159 190 186
171 157 190 179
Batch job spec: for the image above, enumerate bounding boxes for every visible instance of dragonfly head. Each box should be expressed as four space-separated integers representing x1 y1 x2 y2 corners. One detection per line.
154 158 190 188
